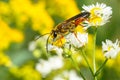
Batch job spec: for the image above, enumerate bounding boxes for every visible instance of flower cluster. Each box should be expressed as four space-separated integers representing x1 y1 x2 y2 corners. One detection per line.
82 3 112 27
36 56 64 77
53 70 83 80
65 32 88 48
0 19 24 50
82 3 120 59
102 39 120 59
34 2 120 80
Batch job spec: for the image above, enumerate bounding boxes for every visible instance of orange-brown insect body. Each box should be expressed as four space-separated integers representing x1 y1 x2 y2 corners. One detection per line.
46 12 90 52
51 12 90 40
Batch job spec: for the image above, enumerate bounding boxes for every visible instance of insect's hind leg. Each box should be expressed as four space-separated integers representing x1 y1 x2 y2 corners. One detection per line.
73 32 82 44
78 18 90 27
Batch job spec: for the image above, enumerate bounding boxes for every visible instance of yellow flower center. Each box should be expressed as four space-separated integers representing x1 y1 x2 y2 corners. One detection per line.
89 7 103 25
108 46 113 51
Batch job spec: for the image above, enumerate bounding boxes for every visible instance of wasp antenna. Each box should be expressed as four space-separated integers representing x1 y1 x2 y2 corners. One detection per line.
46 34 51 53
34 33 50 41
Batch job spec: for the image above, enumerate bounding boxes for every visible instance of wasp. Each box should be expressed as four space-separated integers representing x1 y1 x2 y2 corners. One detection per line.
36 12 90 52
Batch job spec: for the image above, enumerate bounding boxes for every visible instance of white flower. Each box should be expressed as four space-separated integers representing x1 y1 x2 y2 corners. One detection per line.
36 56 64 77
49 56 64 70
53 70 83 80
65 32 88 48
36 60 52 77
102 39 120 59
82 3 112 27
48 44 63 55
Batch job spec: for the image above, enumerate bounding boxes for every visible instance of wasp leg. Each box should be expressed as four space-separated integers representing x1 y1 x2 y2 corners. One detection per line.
78 23 85 27
69 44 72 50
46 35 51 53
73 32 82 44
59 35 64 46
78 18 89 27
51 35 64 47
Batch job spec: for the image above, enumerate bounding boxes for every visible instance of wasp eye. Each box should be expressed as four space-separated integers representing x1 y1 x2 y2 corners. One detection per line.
53 32 57 38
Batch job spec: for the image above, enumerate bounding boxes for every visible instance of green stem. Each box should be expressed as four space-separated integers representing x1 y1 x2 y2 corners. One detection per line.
70 56 86 80
93 28 97 80
81 49 94 77
94 58 108 76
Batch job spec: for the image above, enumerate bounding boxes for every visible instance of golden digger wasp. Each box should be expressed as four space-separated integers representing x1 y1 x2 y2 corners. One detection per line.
36 11 90 52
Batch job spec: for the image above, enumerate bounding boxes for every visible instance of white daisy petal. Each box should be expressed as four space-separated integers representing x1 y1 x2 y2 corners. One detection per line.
102 39 120 59
48 44 63 55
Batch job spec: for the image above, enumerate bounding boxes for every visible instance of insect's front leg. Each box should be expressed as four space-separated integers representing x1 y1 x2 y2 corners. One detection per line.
51 34 65 47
